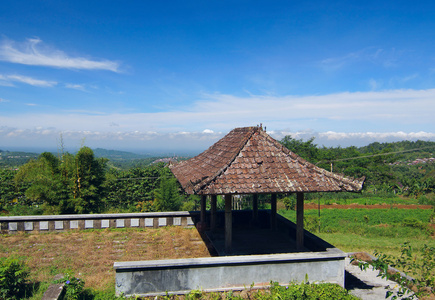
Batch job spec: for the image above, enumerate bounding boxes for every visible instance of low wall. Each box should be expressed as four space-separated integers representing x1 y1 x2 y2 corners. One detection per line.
114 249 346 297
0 211 198 233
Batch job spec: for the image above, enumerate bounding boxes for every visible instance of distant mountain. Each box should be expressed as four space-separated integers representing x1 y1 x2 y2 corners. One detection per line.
92 148 152 160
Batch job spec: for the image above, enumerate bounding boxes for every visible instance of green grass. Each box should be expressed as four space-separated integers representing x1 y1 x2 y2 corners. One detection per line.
304 196 421 206
279 208 435 259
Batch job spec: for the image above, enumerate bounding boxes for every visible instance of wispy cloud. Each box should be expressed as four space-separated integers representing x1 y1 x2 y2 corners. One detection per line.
0 98 10 103
320 47 400 71
0 74 57 87
0 38 120 72
65 83 87 91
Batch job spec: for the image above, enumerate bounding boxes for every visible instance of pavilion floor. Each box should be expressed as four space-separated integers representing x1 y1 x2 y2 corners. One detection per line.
205 227 311 256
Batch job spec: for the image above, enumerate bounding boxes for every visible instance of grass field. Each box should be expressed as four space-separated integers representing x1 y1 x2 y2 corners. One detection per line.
279 207 435 258
0 227 211 299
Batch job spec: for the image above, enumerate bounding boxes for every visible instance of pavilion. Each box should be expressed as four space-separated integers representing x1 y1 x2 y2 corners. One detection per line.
171 125 364 254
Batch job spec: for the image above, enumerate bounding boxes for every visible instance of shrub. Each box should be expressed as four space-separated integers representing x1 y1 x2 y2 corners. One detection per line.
282 196 296 210
304 215 320 233
0 257 29 300
56 273 85 300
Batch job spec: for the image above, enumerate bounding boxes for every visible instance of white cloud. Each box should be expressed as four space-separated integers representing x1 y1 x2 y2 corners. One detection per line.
0 98 9 103
0 74 57 87
0 38 120 72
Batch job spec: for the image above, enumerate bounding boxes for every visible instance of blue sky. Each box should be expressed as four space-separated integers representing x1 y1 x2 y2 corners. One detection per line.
1 1 435 154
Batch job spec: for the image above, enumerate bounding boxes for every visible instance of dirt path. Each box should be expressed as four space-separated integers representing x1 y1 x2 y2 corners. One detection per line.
303 203 433 210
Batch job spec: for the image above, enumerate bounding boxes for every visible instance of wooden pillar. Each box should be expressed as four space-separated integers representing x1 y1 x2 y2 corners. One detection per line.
197 195 207 232
210 195 217 231
225 194 232 254
252 194 258 226
271 193 277 230
296 192 304 251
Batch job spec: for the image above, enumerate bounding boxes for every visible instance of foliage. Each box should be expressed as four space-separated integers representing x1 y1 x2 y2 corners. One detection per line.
154 281 358 299
103 163 164 211
8 147 107 214
282 196 296 210
153 168 182 211
356 242 435 299
0 169 22 208
55 273 85 300
0 256 29 300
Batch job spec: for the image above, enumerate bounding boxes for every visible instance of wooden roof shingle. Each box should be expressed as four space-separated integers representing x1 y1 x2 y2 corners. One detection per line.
170 126 364 195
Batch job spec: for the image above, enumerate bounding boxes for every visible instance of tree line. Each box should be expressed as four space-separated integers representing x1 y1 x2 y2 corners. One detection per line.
1 138 435 215
0 146 191 215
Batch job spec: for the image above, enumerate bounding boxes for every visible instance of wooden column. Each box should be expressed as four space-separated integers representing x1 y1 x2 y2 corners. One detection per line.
210 195 217 231
296 192 304 251
225 194 232 254
252 194 258 226
270 193 277 230
197 195 207 232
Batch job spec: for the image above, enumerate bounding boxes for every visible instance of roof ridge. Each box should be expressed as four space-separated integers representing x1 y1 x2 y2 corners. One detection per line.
192 126 259 194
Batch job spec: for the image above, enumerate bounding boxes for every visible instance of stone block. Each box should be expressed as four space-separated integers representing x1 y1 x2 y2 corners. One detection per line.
130 218 139 227
173 217 181 226
70 220 79 229
40 221 49 230
85 220 94 229
158 218 166 227
9 222 18 231
145 218 153 227
186 217 194 226
24 222 33 231
116 219 125 228
55 221 64 230
101 219 110 228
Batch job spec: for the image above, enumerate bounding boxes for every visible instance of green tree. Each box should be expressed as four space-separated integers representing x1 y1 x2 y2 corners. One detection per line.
153 168 182 211
0 169 21 207
280 136 319 162
103 163 164 211
72 147 107 213
13 153 63 209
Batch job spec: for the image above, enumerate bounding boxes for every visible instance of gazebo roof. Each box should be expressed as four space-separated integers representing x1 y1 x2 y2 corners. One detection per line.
171 126 364 195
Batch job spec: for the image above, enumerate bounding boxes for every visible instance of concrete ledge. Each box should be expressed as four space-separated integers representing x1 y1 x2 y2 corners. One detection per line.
114 250 346 296
0 211 199 234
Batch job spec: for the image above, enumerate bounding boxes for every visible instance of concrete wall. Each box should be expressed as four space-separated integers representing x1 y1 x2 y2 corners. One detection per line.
114 249 346 297
0 211 197 233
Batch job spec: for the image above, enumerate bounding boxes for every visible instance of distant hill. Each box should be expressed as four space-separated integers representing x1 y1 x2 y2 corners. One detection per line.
0 148 181 170
0 150 39 168
92 148 152 160
92 148 165 169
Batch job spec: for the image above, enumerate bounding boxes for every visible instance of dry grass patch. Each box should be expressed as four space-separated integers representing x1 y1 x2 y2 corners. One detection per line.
0 227 211 292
